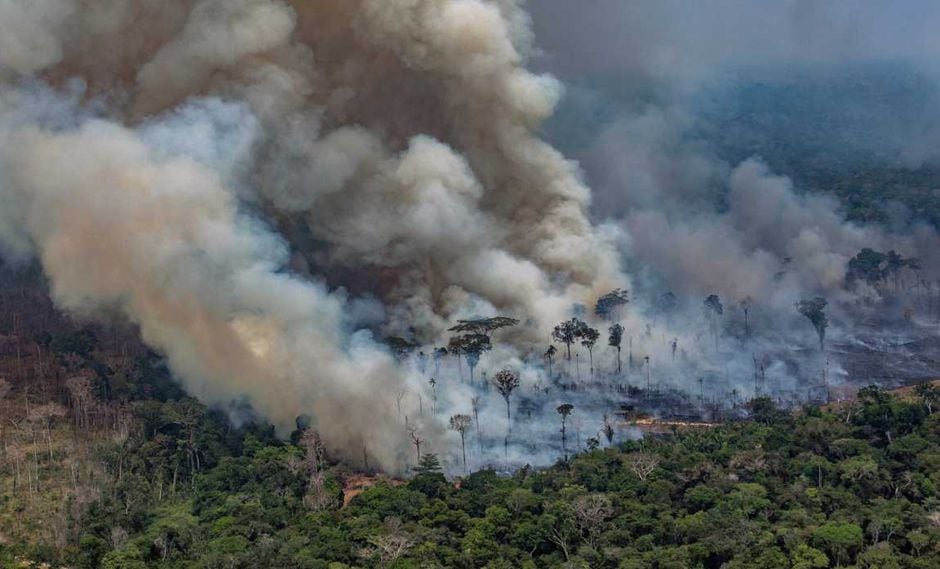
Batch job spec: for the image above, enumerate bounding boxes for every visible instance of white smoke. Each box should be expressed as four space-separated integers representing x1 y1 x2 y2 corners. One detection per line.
1 0 937 473
0 0 624 470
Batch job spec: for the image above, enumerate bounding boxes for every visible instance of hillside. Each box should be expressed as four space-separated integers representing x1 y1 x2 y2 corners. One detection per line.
2 289 939 568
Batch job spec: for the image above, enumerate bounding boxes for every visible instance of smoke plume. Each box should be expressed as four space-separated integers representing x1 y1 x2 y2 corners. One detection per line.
1 0 938 472
0 0 623 470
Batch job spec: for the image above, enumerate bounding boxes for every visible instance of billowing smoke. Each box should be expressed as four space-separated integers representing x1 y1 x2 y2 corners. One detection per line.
1 0 938 472
524 0 940 434
0 0 623 471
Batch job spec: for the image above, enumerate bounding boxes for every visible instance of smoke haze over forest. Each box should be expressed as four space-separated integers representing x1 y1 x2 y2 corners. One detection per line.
0 0 939 473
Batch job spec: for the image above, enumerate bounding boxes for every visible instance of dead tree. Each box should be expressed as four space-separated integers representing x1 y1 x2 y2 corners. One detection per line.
408 428 424 463
557 404 574 460
300 429 335 510
448 414 472 472
364 518 415 568
626 452 660 481
574 494 614 550
493 370 520 429
493 369 520 460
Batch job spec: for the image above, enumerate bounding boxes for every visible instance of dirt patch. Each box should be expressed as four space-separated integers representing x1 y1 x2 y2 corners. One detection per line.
342 474 405 508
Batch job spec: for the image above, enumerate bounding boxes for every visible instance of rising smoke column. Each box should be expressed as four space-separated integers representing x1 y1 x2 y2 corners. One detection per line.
0 0 626 469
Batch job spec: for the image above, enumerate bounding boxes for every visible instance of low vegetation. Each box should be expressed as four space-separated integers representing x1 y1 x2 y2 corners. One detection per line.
3 365 940 568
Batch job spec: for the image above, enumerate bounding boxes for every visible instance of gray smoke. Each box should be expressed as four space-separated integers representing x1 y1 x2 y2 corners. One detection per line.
0 0 938 472
0 0 625 471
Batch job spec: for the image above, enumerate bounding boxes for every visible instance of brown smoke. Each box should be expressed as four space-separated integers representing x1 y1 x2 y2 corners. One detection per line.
0 0 624 469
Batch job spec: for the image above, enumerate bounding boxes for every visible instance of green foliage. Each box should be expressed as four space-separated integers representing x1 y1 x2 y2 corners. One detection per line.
34 389 940 568
813 522 864 565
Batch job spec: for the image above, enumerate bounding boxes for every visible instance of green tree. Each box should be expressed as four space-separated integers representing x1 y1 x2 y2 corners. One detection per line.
812 521 863 566
790 544 829 569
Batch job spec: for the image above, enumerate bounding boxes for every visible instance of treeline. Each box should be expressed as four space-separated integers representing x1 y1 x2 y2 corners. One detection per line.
4 384 940 568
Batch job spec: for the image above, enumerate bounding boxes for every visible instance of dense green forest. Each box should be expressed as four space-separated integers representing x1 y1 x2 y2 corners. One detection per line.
3 333 940 569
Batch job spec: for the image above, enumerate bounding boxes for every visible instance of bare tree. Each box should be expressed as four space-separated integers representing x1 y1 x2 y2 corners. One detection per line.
915 382 939 414
574 494 614 550
557 403 574 460
493 370 520 428
30 403 66 462
300 429 336 510
408 428 424 463
301 429 326 475
625 452 660 481
494 369 520 459
65 376 94 430
448 414 472 472
362 518 415 568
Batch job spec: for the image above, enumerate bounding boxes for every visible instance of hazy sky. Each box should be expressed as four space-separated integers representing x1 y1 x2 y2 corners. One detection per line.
529 0 940 82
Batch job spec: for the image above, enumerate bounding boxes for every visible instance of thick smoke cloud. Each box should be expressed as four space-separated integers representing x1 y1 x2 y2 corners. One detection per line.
0 0 625 470
0 0 937 472
523 0 940 443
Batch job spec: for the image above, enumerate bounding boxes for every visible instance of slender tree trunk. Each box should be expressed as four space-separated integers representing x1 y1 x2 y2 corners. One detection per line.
460 434 467 472
561 418 567 460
